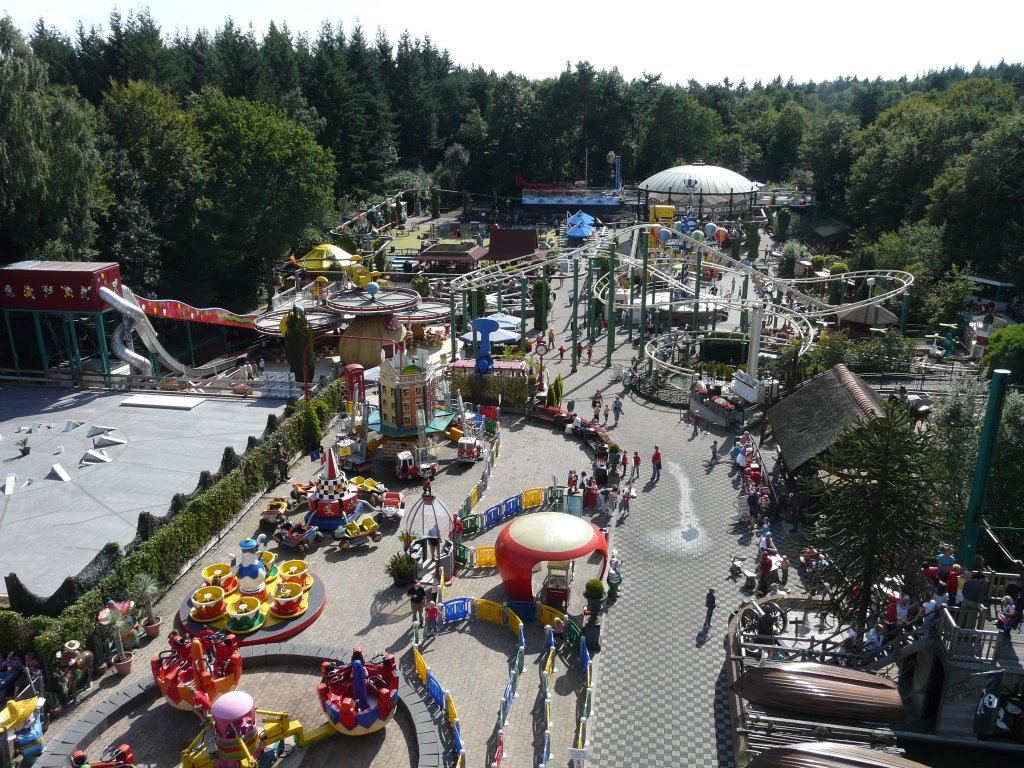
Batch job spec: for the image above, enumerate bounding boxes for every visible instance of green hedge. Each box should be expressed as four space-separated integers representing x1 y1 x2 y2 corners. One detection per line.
0 379 345 681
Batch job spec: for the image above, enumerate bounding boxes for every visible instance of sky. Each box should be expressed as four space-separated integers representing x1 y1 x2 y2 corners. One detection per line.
2 0 1022 87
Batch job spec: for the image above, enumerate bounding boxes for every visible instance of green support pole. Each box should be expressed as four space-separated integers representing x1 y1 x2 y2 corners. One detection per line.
519 278 527 349
691 251 702 334
66 314 81 382
497 280 503 314
4 310 20 371
571 260 580 374
638 237 649 352
900 290 911 336
461 290 468 334
606 243 616 367
470 290 477 358
96 312 111 386
586 257 596 342
449 292 458 361
628 255 636 342
185 322 196 368
32 313 49 371
60 314 74 382
959 369 1010 570
740 275 749 333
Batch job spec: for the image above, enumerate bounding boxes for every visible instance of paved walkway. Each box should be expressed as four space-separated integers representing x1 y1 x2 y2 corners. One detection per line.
44 264 787 768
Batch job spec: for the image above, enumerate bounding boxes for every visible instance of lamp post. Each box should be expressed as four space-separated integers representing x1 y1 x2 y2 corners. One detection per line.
866 277 879 330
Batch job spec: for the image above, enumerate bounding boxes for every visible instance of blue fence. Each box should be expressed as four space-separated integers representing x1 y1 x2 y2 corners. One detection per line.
427 671 445 708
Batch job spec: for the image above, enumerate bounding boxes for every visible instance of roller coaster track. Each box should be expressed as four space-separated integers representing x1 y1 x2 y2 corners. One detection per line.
452 225 913 365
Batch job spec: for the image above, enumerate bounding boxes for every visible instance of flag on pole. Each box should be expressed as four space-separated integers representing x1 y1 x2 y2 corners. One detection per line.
974 669 1004 736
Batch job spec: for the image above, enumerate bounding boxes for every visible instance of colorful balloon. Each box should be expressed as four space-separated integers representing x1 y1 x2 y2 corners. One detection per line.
704 223 717 239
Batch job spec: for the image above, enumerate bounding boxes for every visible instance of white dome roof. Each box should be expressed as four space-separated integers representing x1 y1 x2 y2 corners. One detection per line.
639 163 760 204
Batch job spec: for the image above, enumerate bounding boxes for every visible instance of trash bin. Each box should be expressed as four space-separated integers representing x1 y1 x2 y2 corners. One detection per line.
594 466 608 485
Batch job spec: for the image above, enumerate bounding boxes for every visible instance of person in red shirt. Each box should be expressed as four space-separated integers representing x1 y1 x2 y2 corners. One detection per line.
586 345 593 363
558 344 566 361
651 446 662 482
631 451 641 480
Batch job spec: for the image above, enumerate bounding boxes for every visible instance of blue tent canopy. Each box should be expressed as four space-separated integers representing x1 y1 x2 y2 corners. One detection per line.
567 211 595 225
567 222 594 238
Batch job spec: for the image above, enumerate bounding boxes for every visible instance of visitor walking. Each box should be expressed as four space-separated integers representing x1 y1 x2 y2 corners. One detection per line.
425 601 442 637
612 396 623 425
651 446 662 482
559 345 566 361
631 451 641 480
408 580 427 627
704 588 717 629
620 450 628 476
693 411 701 436
276 443 289 483
548 329 555 346
586 345 593 364
710 440 719 464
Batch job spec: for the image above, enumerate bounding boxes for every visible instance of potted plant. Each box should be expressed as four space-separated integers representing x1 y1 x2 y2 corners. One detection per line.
97 603 134 675
131 573 163 639
385 552 417 588
15 437 30 456
608 443 622 467
583 578 606 618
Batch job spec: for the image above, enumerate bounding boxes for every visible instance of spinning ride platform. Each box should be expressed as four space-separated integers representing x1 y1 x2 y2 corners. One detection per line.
178 560 326 646
326 285 422 368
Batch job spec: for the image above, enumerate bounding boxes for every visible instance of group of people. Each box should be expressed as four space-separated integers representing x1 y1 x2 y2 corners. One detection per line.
0 651 40 702
733 432 775 529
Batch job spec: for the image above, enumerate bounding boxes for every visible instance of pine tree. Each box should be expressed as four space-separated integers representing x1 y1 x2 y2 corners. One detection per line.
804 401 947 627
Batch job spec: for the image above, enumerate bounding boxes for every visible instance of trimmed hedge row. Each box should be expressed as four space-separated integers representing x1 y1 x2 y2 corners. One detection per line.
0 381 345 681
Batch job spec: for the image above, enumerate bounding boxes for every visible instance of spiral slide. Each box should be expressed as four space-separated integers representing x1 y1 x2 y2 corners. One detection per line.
100 285 233 378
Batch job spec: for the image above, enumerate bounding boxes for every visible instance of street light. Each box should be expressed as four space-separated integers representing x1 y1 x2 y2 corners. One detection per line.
866 277 880 330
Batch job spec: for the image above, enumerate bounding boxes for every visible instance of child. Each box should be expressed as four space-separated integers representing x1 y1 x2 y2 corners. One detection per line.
620 451 628 476
552 617 565 648
425 601 442 637
586 345 593 363
619 485 635 518
603 404 610 424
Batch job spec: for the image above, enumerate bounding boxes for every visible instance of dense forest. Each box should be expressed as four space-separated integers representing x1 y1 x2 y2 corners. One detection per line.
2 10 1024 312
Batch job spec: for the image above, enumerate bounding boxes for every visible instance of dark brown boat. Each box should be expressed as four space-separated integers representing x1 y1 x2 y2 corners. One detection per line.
750 742 927 768
731 662 905 724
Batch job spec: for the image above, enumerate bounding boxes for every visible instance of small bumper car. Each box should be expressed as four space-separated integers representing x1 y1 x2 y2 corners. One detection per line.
259 497 294 532
377 492 405 523
290 480 317 502
334 515 383 550
273 521 324 553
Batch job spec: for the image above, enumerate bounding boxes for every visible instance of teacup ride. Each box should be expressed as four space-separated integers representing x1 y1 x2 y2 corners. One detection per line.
225 596 266 634
180 537 325 645
317 648 399 736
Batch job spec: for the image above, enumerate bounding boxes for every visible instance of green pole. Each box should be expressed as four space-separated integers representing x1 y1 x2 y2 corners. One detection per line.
519 277 527 349
96 311 111 386
586 256 596 342
740 275 749 333
185 322 196 368
470 289 477 358
32 312 49 371
497 279 503 315
638 237 649 351
691 251 702 333
900 289 911 335
449 292 457 361
571 260 580 374
66 313 81 382
959 368 1010 570
4 310 20 371
628 256 636 342
606 243 616 367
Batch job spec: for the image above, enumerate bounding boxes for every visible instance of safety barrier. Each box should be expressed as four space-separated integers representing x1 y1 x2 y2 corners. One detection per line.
575 638 594 749
412 646 467 767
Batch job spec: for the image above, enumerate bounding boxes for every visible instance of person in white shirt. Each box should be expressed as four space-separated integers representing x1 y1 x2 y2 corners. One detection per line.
864 624 885 652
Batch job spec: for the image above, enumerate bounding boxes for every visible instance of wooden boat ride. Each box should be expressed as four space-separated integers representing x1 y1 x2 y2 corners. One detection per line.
731 662 904 724
317 648 399 735
750 742 928 768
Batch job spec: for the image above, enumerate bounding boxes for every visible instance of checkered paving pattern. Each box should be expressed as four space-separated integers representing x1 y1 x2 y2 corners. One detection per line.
45 290 782 768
